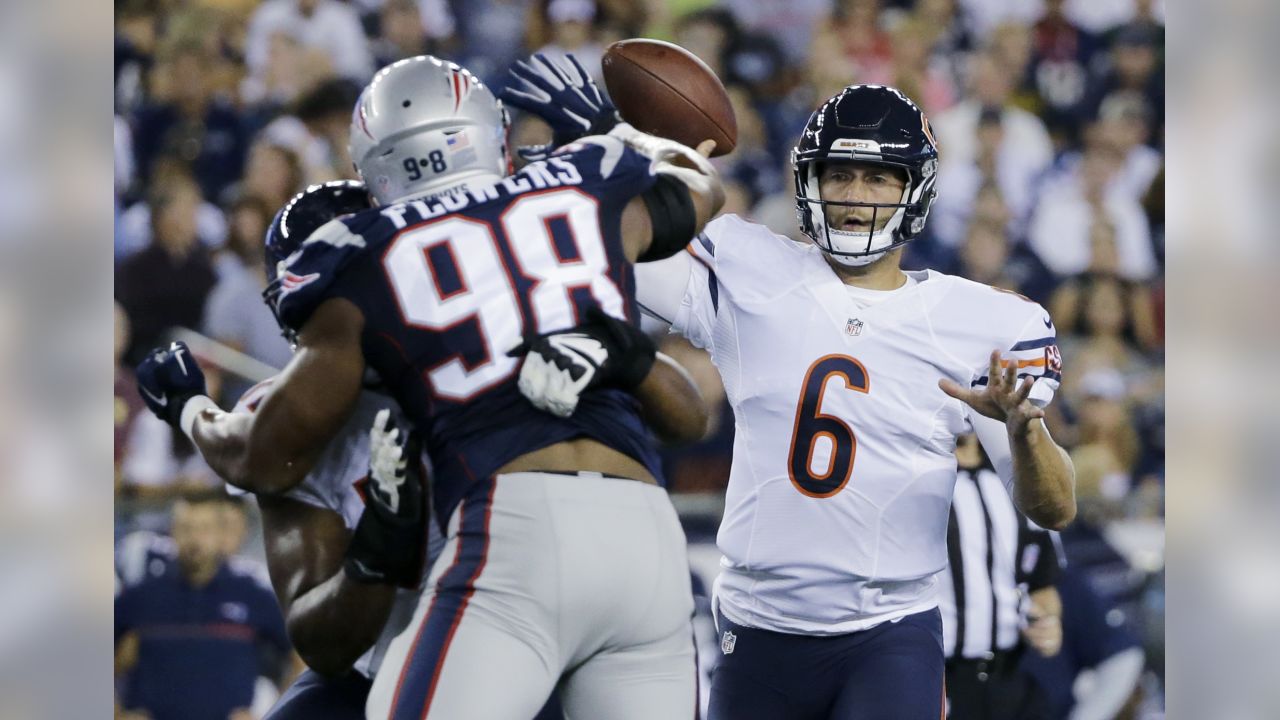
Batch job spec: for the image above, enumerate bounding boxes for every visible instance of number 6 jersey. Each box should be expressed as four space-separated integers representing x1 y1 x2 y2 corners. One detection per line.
271 138 665 526
637 214 1062 635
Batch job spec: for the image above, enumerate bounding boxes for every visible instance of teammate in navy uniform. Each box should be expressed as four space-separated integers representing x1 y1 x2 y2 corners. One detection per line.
248 181 564 720
137 53 723 719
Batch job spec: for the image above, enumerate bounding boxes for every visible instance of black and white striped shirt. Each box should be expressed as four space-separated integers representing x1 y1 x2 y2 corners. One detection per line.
939 466 1061 659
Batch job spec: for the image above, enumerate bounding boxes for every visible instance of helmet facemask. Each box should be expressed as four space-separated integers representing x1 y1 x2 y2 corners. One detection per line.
790 85 941 267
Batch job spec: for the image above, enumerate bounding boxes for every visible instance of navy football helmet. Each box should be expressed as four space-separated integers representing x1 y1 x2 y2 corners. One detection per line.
792 85 939 266
262 180 372 342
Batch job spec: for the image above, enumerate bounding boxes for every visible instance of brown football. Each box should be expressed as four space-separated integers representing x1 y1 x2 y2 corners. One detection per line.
602 39 737 157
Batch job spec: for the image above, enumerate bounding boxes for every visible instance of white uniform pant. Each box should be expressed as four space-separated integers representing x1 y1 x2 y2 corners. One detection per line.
367 471 698 720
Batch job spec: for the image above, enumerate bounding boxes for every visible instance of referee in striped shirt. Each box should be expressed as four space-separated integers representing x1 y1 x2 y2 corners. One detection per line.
940 434 1064 720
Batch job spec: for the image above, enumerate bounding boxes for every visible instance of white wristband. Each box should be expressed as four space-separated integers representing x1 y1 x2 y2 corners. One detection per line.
180 395 218 443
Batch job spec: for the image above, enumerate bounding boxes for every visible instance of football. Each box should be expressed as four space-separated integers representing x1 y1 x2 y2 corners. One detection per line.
602 39 737 157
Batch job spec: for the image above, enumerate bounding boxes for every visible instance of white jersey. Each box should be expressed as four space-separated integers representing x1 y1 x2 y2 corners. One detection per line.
231 380 444 677
637 214 1062 635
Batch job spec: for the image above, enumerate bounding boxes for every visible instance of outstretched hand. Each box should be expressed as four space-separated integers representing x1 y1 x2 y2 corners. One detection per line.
939 350 1045 431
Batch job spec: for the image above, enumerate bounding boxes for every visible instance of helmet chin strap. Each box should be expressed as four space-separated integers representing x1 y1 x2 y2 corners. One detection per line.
822 238 887 267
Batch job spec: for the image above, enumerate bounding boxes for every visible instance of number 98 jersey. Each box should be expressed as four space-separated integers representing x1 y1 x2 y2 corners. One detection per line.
670 214 1061 635
271 138 665 526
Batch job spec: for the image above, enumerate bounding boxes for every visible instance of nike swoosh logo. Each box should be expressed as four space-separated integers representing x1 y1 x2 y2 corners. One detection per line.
1043 317 1053 329
140 386 168 407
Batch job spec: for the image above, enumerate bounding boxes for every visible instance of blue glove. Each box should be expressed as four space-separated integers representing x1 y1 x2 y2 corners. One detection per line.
135 341 208 428
500 53 620 161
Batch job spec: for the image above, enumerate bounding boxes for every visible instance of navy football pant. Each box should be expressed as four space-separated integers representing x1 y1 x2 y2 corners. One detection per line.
708 608 945 720
265 668 566 719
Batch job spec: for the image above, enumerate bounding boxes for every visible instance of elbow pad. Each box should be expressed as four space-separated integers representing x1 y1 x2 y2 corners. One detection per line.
638 174 698 262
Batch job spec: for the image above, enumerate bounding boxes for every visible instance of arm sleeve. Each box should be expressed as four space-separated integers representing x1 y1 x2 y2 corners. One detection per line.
971 304 1062 408
636 234 719 350
971 412 1015 494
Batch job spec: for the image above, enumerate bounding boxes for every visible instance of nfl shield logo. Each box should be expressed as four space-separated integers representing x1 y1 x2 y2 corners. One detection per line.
721 630 737 655
845 318 864 336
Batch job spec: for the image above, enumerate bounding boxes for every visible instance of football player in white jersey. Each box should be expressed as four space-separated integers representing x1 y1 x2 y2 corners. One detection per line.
513 82 1076 719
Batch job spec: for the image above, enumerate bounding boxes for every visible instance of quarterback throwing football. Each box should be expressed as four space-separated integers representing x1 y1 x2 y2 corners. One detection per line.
517 75 1075 719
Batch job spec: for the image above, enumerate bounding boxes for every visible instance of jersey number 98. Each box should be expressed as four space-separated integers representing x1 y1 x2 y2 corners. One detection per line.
787 354 869 498
381 189 626 401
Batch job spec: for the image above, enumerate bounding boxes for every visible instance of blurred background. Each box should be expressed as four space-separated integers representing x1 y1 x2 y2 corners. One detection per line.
106 0 1167 717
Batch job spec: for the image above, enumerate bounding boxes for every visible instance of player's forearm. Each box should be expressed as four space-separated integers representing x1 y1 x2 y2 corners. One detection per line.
286 571 397 678
192 408 308 494
1009 419 1076 530
637 353 710 443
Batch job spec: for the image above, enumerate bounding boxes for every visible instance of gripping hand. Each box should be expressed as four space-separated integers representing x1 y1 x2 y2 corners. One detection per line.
501 53 620 161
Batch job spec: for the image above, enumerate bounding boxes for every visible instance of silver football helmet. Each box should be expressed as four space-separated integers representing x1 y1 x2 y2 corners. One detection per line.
349 56 510 205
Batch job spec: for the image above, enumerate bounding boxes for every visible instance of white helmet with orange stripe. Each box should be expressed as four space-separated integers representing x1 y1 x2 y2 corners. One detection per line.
349 55 511 206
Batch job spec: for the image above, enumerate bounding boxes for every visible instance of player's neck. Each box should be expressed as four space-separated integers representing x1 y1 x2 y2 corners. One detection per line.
824 249 908 291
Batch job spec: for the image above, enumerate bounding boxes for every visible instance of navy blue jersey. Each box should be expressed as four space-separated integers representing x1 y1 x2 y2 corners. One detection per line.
273 138 665 522
115 561 290 720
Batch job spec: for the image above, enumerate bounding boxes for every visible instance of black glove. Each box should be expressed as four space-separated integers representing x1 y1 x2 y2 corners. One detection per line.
508 307 656 417
344 409 427 588
500 53 621 162
135 341 208 428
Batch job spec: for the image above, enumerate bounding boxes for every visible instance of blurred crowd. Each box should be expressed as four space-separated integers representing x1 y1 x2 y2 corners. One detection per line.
114 0 1164 715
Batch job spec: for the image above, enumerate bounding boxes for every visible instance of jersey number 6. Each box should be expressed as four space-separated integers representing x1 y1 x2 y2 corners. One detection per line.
787 354 869 498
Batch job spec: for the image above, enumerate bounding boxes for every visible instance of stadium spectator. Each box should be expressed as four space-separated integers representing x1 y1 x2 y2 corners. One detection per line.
115 303 145 493
673 8 738 82
245 0 374 86
884 18 958 116
370 0 451 70
931 106 1039 247
115 0 160 113
719 86 785 205
1029 0 1102 144
912 0 975 83
131 40 249 204
955 0 1041 41
1086 24 1163 129
720 0 831 66
527 0 607 82
933 51 1055 226
117 157 230 259
1094 91 1162 201
116 170 219 365
1100 0 1164 58
943 219 1056 303
1029 137 1156 281
115 493 291 720
258 78 361 185
234 141 305 214
819 0 894 83
202 195 291 403
1022 566 1145 720
450 0 532 86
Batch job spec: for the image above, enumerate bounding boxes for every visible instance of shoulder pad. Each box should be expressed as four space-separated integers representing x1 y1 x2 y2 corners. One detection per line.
273 212 377 331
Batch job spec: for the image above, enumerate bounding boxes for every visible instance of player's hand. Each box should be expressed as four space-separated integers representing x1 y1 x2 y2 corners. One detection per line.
135 341 208 428
1022 611 1063 657
501 53 620 161
344 409 426 588
939 350 1045 432
508 307 657 417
